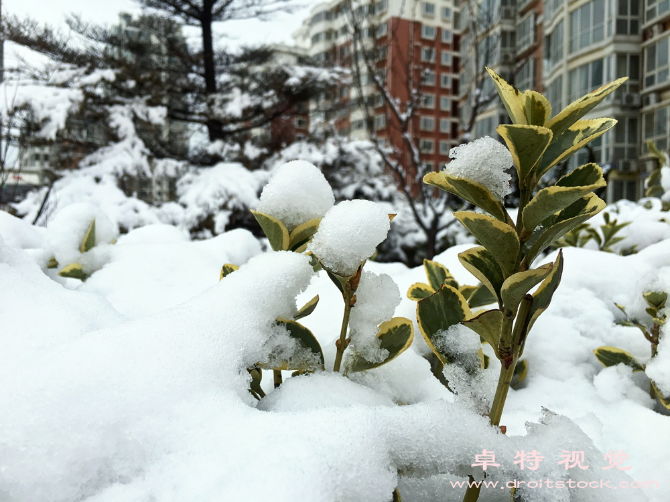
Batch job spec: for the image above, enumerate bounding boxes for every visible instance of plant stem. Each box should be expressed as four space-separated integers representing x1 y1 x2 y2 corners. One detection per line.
273 369 283 389
462 476 481 502
333 292 353 372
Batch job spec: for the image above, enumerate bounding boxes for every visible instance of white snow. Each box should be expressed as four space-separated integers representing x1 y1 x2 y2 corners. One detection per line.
445 137 513 200
45 202 118 270
309 200 391 276
256 160 335 231
346 270 401 365
4 161 670 501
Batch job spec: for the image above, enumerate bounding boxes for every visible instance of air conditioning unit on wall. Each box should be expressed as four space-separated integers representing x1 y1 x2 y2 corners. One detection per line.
622 93 641 107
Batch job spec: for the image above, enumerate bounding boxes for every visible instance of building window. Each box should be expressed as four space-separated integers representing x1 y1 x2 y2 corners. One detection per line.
568 58 605 103
423 71 436 86
441 28 452 44
616 53 640 93
439 140 450 155
616 0 639 35
420 116 436 130
421 47 436 62
645 36 670 88
644 105 670 152
515 58 535 91
422 2 436 16
441 51 452 66
340 45 349 58
374 115 387 131
569 0 606 53
440 118 450 133
543 20 564 74
440 73 451 89
376 23 388 38
612 179 638 201
440 96 451 111
546 76 563 111
516 14 534 52
646 0 670 23
351 119 366 131
421 94 436 108
441 6 452 19
613 116 639 161
295 118 307 128
419 139 435 153
422 25 436 39
376 0 388 14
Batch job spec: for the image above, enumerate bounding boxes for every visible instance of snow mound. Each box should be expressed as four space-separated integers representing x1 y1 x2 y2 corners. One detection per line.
309 200 390 276
45 202 118 267
445 137 513 200
256 160 334 231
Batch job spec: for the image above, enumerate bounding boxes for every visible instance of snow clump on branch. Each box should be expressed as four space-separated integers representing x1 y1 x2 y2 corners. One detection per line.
308 200 390 276
256 160 335 231
444 136 514 200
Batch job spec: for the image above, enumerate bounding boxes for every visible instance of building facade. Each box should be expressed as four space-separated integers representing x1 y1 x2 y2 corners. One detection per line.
292 0 460 173
458 0 657 202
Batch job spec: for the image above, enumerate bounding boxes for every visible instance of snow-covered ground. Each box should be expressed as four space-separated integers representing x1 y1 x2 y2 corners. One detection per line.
2 189 670 501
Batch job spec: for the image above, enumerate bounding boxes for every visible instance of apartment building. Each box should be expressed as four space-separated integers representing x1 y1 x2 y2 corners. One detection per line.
292 0 460 172
459 0 651 202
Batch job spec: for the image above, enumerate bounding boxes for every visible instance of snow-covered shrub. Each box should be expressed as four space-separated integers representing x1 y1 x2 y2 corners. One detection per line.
226 160 414 399
261 137 427 264
595 291 669 410
422 68 625 500
176 162 268 238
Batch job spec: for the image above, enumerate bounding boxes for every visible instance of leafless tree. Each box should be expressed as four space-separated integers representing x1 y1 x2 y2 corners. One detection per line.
343 0 462 260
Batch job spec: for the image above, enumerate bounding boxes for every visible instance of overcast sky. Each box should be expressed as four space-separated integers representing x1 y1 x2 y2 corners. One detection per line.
3 0 312 67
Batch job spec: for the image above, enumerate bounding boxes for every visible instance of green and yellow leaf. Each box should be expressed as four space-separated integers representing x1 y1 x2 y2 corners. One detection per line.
511 359 528 389
407 282 435 301
454 211 520 277
465 284 498 308
526 251 564 334
545 77 627 140
58 262 86 280
423 172 508 222
271 318 325 370
346 317 414 372
462 309 503 358
643 291 667 310
251 210 289 251
458 246 505 304
538 118 618 178
523 90 551 126
417 285 471 363
219 263 239 281
501 264 553 313
497 124 553 182
593 346 644 372
46 256 59 269
523 163 606 233
652 381 670 409
486 67 527 125
79 219 96 253
295 295 319 320
288 218 321 252
525 194 606 265
424 259 459 290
